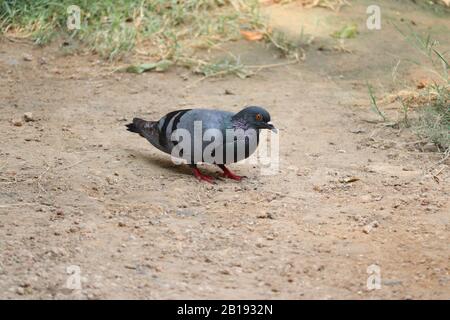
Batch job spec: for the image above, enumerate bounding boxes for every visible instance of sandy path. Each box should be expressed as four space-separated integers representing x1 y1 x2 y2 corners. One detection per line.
0 0 449 299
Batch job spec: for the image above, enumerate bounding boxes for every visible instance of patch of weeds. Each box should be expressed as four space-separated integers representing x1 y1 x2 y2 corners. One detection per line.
367 83 388 122
265 28 308 61
399 99 411 128
331 23 358 39
417 83 449 151
1 0 307 74
280 0 350 11
0 1 260 60
120 59 172 74
411 0 450 16
194 57 251 79
394 26 449 152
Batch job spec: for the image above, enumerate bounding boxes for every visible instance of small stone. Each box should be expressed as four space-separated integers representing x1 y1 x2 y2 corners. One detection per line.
23 112 34 122
257 212 275 219
16 287 25 295
350 127 366 134
23 54 33 61
363 224 373 234
363 221 379 234
48 247 66 257
106 176 116 185
12 119 23 127
423 143 438 152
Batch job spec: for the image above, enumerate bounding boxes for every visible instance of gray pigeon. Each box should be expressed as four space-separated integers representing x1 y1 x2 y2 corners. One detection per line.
126 106 276 183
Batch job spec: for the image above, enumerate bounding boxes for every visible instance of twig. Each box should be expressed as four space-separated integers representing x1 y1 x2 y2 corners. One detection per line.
36 166 51 193
186 60 298 88
246 60 299 72
58 159 84 171
0 202 38 208
428 148 450 172
186 69 245 89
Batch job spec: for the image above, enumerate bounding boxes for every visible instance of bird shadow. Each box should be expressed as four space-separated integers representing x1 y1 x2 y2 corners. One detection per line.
126 149 221 177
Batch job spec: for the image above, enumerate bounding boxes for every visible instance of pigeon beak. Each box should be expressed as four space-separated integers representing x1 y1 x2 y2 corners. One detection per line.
266 122 278 133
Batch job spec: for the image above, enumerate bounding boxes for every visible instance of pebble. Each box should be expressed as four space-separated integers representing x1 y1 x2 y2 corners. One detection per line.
423 143 438 152
23 112 34 122
12 119 23 126
257 212 275 219
16 287 25 295
23 54 33 61
363 221 379 234
350 127 366 134
48 247 66 257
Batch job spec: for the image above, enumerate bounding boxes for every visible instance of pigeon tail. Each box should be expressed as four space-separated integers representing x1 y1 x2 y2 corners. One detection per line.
126 118 151 137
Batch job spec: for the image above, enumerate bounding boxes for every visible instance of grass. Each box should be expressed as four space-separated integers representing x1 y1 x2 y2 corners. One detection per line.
417 83 449 151
0 0 307 74
371 26 449 153
367 83 387 122
1 0 254 60
399 27 449 152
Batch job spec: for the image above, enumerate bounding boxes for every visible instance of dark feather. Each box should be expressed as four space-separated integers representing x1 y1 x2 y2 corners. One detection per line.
159 109 191 148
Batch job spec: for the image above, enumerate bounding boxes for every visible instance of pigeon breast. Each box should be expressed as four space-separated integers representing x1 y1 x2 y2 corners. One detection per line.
157 109 259 164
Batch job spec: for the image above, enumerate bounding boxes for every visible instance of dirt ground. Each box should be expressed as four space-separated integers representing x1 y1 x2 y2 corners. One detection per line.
0 0 449 299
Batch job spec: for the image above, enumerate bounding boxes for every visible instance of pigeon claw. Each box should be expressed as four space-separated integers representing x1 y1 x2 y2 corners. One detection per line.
191 167 215 184
218 165 245 181
221 172 244 181
197 174 215 184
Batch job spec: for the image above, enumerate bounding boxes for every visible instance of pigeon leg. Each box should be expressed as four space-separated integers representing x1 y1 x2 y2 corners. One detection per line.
190 165 215 184
217 164 245 181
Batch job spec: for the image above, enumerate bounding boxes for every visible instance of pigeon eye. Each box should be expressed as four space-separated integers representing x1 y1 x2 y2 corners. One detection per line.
255 114 263 121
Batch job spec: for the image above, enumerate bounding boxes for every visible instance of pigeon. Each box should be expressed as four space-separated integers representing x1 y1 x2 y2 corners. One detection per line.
126 106 276 183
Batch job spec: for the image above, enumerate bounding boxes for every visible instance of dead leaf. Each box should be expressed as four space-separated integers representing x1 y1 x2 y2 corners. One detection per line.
240 30 264 41
416 79 429 89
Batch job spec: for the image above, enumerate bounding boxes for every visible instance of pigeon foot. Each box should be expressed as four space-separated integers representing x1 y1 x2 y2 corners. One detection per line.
218 164 245 181
191 166 215 184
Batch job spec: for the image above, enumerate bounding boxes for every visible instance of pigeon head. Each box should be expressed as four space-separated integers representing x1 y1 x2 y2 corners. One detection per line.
232 106 277 132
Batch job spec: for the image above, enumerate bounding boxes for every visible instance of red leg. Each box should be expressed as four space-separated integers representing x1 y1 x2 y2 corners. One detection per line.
218 164 245 181
191 166 215 184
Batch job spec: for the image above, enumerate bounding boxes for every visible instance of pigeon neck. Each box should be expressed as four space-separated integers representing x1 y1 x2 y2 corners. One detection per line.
231 117 250 130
